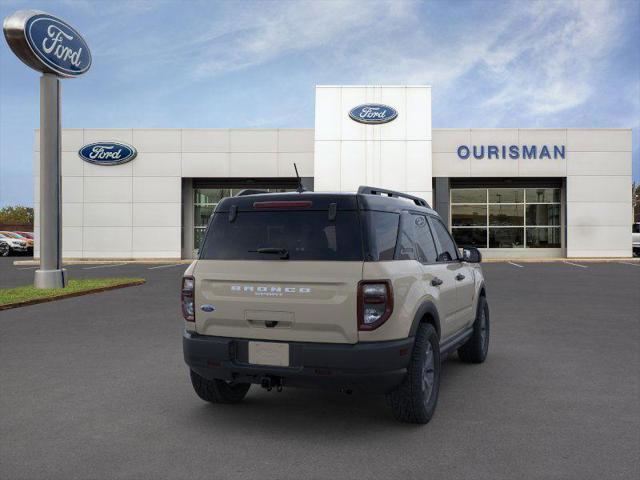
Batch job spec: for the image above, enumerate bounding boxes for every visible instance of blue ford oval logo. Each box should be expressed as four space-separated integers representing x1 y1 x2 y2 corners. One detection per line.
79 142 137 166
200 305 215 312
349 104 398 125
24 13 91 77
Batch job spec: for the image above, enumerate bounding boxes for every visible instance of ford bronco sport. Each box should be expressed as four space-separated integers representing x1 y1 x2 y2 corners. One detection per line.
182 186 489 424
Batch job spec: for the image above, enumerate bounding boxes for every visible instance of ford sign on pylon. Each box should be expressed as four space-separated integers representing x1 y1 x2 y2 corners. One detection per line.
3 10 91 77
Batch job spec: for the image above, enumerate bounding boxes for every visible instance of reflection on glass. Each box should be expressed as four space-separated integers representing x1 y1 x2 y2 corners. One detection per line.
489 228 524 248
489 188 523 203
526 204 560 226
526 227 561 247
194 227 207 251
192 187 295 253
194 205 215 226
525 188 561 203
368 211 400 261
489 205 524 226
452 228 487 248
194 188 231 205
451 205 487 226
451 189 486 203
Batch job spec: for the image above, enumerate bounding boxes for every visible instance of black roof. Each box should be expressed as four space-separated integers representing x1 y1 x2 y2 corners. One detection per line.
215 188 437 216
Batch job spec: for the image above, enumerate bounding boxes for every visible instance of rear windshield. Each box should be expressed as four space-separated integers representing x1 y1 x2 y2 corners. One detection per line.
199 211 363 261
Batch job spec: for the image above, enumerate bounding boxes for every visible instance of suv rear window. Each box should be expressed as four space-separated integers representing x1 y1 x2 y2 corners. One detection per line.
199 211 363 261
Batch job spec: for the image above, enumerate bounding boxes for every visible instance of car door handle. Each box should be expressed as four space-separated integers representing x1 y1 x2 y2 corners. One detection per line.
431 277 443 286
455 273 465 281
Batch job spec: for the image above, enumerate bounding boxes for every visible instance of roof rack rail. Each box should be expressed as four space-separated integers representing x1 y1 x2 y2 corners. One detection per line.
357 185 430 208
235 189 269 197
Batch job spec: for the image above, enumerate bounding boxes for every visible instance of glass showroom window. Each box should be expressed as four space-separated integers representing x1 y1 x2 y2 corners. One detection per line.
451 187 561 249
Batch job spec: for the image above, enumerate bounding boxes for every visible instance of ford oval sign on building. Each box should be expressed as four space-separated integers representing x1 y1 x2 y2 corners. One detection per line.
3 10 91 77
349 104 398 125
79 142 137 166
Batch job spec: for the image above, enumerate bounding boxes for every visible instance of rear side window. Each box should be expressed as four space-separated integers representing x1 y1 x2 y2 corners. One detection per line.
365 211 400 261
429 217 459 262
199 211 363 261
412 215 438 263
393 213 438 263
395 223 416 260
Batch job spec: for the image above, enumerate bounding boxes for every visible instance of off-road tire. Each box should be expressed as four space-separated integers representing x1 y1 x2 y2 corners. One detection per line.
189 369 251 404
386 323 440 424
458 295 490 364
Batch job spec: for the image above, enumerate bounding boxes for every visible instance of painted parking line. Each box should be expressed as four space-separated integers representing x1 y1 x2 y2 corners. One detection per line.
563 261 588 268
147 264 185 270
618 261 640 267
82 263 128 270
507 261 524 268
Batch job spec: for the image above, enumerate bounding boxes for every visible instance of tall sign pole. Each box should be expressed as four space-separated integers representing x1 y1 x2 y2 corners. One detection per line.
3 10 91 288
38 73 63 288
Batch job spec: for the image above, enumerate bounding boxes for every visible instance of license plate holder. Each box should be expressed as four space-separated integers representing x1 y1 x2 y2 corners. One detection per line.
248 341 290 367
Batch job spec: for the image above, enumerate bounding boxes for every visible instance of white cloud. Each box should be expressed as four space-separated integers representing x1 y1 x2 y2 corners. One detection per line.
179 0 627 121
478 0 625 116
190 0 412 79
85 0 632 127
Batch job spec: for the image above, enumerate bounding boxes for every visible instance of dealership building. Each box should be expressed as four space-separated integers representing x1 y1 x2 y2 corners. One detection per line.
32 85 633 259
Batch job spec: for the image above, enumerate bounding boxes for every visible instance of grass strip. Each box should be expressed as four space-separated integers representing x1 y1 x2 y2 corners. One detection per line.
0 278 145 310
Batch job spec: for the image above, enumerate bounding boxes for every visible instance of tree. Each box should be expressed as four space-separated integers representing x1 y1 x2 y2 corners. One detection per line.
0 205 34 225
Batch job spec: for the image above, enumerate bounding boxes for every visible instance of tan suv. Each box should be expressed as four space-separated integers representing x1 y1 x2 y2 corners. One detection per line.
182 186 489 424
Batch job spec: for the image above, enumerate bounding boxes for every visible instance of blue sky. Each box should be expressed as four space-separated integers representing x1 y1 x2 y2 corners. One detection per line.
1 0 638 206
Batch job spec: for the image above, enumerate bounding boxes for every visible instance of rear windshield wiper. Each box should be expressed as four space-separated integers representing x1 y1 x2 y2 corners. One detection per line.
249 247 290 259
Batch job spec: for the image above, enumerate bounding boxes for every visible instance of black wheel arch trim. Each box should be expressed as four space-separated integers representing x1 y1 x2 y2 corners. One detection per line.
409 301 441 339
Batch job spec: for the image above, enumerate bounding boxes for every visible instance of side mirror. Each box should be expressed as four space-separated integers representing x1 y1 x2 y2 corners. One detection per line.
462 247 482 263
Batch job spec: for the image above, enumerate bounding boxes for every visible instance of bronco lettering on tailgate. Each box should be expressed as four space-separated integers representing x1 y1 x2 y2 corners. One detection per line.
230 285 312 297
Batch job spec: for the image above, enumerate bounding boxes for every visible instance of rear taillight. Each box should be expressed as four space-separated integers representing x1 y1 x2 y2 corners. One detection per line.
181 276 195 322
358 280 393 331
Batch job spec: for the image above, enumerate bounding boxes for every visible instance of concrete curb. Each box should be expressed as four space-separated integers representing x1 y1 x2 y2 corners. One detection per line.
0 279 146 311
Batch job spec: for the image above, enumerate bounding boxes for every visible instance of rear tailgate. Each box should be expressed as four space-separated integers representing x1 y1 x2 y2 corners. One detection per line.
194 260 362 343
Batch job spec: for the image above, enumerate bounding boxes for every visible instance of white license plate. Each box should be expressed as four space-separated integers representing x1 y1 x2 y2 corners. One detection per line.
248 341 289 367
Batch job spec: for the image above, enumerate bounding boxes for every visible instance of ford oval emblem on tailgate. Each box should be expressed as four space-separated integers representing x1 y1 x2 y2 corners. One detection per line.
200 304 215 312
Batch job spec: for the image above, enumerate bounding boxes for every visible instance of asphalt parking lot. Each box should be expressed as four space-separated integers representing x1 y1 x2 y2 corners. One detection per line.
1 257 639 480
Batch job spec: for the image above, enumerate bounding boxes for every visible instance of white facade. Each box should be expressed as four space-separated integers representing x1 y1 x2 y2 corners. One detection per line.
431 128 633 258
33 129 313 259
314 86 433 204
32 85 633 259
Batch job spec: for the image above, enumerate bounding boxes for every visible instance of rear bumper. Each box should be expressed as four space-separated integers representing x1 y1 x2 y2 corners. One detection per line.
183 331 413 393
